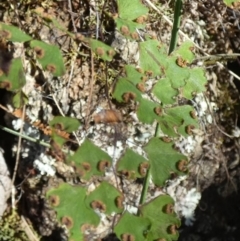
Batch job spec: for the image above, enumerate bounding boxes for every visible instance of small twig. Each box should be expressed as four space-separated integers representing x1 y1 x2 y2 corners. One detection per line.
66 45 79 89
51 94 81 145
68 0 77 33
9 1 25 29
85 51 95 128
193 53 240 63
203 94 234 139
95 0 100 39
0 103 12 113
221 155 237 192
11 105 25 208
21 215 39 241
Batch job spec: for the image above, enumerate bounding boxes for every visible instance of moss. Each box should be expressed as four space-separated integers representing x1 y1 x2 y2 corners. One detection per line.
0 210 29 241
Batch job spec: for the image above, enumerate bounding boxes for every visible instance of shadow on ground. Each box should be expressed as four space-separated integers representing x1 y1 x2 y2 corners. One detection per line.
179 181 240 241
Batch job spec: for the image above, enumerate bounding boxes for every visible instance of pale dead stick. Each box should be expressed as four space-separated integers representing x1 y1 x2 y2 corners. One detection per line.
21 215 39 241
11 105 25 208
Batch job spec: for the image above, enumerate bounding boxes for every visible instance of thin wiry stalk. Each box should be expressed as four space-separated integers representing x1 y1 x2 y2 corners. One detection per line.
137 166 151 214
0 125 51 148
138 0 183 212
169 0 183 54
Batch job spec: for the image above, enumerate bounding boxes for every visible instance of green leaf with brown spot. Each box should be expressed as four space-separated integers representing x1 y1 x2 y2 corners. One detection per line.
49 116 80 133
114 0 148 40
117 148 149 179
30 40 65 76
46 183 99 241
85 181 124 214
0 58 26 91
66 139 112 180
112 77 142 103
0 22 32 42
144 138 187 186
140 195 180 241
223 0 240 6
117 0 148 20
158 105 198 137
12 91 28 108
114 211 151 241
88 39 116 61
153 77 178 105
139 40 168 77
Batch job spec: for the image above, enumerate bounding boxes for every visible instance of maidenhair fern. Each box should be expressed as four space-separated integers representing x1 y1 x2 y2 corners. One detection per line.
0 0 211 240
